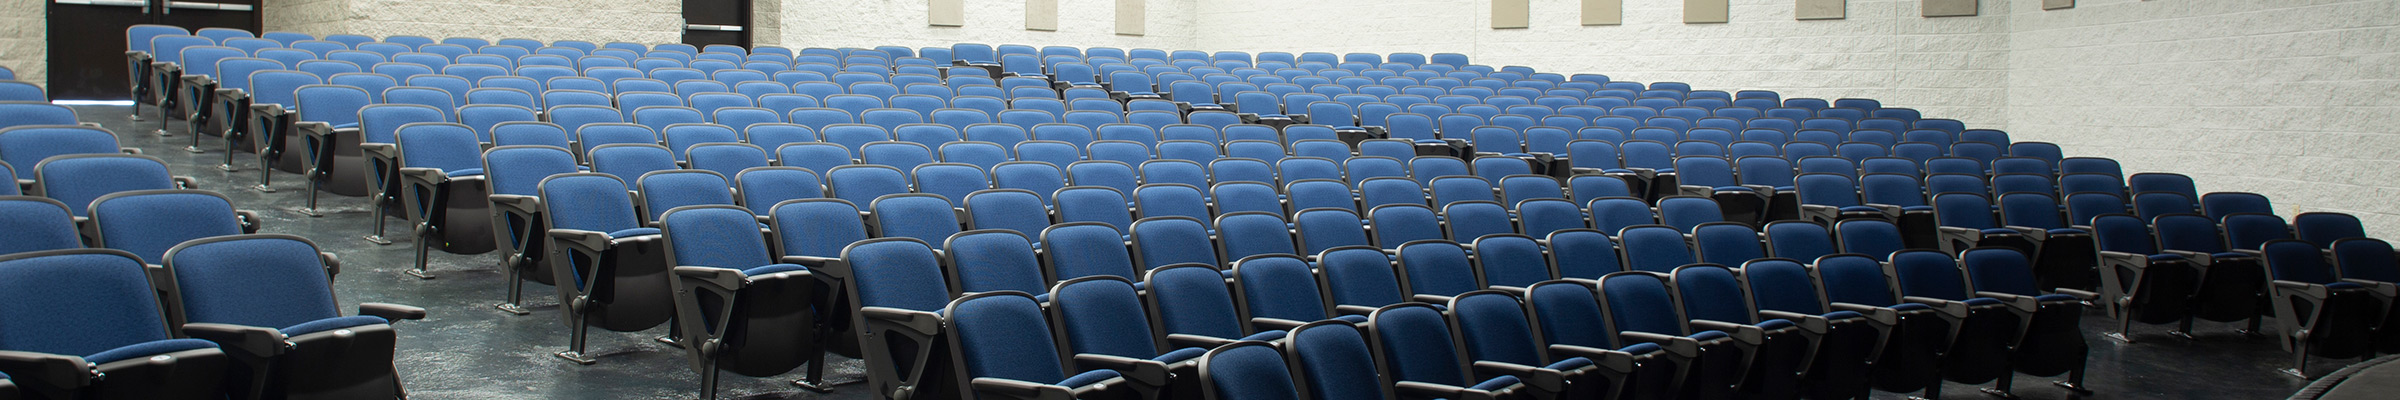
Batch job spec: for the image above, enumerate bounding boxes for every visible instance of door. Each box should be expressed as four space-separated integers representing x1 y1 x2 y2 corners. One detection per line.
47 0 260 100
682 0 749 49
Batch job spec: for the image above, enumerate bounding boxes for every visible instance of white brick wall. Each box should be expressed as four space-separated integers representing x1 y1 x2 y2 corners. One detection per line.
2007 0 2400 238
2 0 44 88
1195 0 2014 128
778 0 1197 52
265 0 683 45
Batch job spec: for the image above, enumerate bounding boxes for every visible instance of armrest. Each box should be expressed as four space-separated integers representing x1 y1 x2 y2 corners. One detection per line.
2051 288 2101 301
1333 304 1379 317
1164 333 1240 350
398 167 449 190
1825 302 1900 327
969 377 1073 400
548 229 614 255
235 210 261 233
320 251 342 277
489 194 541 216
2002 225 2048 240
2097 251 2150 270
358 303 427 321
180 323 289 359
1545 344 1641 374
778 255 844 274
1393 381 1498 400
673 266 750 293
1071 353 1169 387
2273 280 2334 302
1410 294 1456 304
1686 320 1767 346
1251 317 1310 333
1756 310 1833 336
2161 249 2216 265
1900 296 1975 320
214 88 249 102
253 103 291 119
2342 279 2400 299
180 75 218 88
1471 360 1564 393
0 350 94 390
1616 331 1701 359
1973 291 2043 314
360 143 399 163
859 306 945 337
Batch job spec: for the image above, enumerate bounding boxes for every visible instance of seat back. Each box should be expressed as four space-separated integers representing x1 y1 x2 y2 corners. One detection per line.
944 292 1073 391
1145 264 1252 342
1890 250 1971 301
1814 254 1899 307
1232 254 1337 325
0 249 181 357
0 197 82 256
1396 240 1482 298
1130 217 1220 271
1287 321 1397 400
1041 222 1138 282
1741 259 1829 315
1366 304 1473 387
33 154 179 217
158 235 344 328
90 190 245 264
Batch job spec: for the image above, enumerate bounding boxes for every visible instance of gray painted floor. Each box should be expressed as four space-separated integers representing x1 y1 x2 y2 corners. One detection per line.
83 104 2342 399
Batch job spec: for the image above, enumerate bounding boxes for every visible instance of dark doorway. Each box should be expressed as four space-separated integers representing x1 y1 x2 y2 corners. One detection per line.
682 0 750 49
47 0 261 100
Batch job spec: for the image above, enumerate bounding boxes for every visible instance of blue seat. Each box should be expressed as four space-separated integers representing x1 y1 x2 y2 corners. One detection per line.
1048 276 1208 397
1959 248 2093 395
0 249 232 399
1595 271 1753 399
1363 303 1533 399
536 173 674 362
1734 259 1885 399
656 206 825 397
2260 239 2384 377
32 154 188 218
157 234 425 398
869 193 964 247
942 291 1133 399
1887 250 2031 394
1144 264 1295 348
390 123 499 276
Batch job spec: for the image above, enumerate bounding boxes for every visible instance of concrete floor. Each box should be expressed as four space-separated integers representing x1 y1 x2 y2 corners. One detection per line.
83 104 2344 399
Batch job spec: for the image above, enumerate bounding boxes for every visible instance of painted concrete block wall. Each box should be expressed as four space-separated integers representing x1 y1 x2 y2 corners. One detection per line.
778 0 1197 53
265 0 682 45
1 0 43 89
1195 0 2014 128
2007 0 2400 237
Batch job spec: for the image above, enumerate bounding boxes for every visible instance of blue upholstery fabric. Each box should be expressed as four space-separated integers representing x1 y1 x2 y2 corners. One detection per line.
1741 260 1825 314
0 198 81 256
85 338 219 365
1470 376 1524 391
950 294 1073 387
871 195 962 246
36 155 178 217
2264 240 2340 284
1892 251 1971 301
944 232 1048 294
1051 278 1165 360
638 171 735 221
1398 242 1480 298
1056 369 1121 388
281 315 391 337
1295 209 1369 254
395 123 484 173
1217 213 1297 261
1290 323 1392 400
0 252 181 358
1473 236 1552 288
964 190 1051 238
846 240 952 311
1319 247 1407 310
1693 224 1765 265
662 206 775 270
1601 274 1683 335
1673 266 1753 323
1053 187 1132 231
1372 305 1470 386
1235 256 1333 322
1450 292 1549 367
0 126 121 174
1621 226 1697 273
483 147 578 196
1148 266 1248 341
542 174 641 234
1131 218 1218 269
1367 205 1443 250
93 191 244 263
1042 223 1138 282
167 237 348 330
1834 220 1905 260
1963 248 2043 296
1203 344 1301 400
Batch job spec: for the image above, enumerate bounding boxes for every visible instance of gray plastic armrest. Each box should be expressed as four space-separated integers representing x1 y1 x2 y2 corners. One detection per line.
1757 310 1833 336
1332 304 1379 317
548 229 613 255
1164 333 1239 350
1616 331 1701 359
1251 317 1309 333
860 307 945 337
1826 302 1902 327
1072 353 1170 387
969 377 1072 400
1973 291 2044 314
0 350 94 389
1901 296 1976 320
1393 381 1495 400
1470 360 1565 393
674 266 750 293
359 303 427 321
180 323 289 359
2343 279 2400 299
1686 319 1768 346
1545 344 1641 374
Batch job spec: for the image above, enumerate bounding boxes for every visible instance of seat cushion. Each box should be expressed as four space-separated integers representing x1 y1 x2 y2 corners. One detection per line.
2046 228 2086 235
1546 357 1595 370
1838 206 1882 213
1964 298 2003 306
1822 311 1864 320
1689 330 1728 341
1469 375 1524 391
446 168 484 177
2034 294 2081 302
1890 303 1933 311
1334 314 1369 324
742 263 807 277
1901 205 1933 212
1153 347 1206 364
2328 282 2365 290
85 338 218 365
2148 254 2185 261
1240 330 1288 342
282 315 391 337
1621 342 1663 354
1756 319 1795 330
1979 228 2021 235
607 227 662 238
1057 369 1122 388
